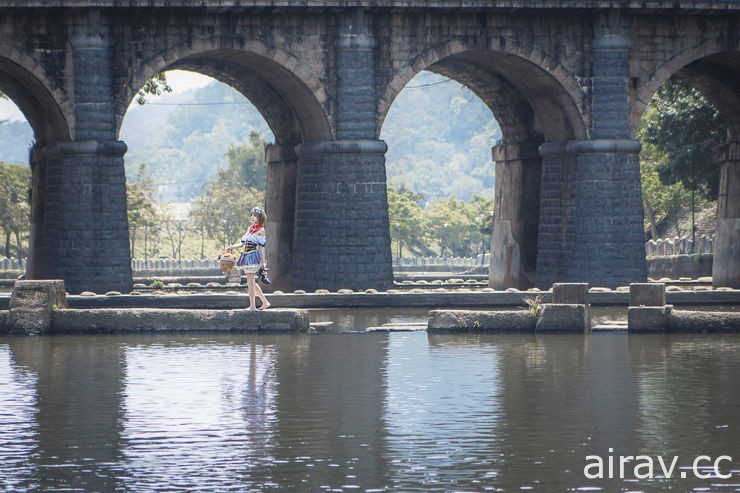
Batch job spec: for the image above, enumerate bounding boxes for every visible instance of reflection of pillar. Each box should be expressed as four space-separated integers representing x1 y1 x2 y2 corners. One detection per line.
272 334 390 490
713 142 740 288
265 143 297 291
489 142 542 289
8 337 125 491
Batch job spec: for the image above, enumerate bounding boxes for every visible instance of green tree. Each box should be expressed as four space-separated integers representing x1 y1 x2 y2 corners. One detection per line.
470 194 494 258
135 72 173 105
126 164 158 259
189 133 268 253
642 79 724 201
425 196 477 257
223 131 267 190
0 161 31 258
638 79 723 243
387 185 430 258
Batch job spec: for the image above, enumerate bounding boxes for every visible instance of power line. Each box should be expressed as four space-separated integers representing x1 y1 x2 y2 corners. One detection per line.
404 78 455 89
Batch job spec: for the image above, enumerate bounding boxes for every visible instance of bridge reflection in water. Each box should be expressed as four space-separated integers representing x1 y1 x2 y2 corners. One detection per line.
1 329 738 492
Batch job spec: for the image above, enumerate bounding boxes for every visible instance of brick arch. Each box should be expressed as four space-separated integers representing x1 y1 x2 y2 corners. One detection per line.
378 42 587 143
116 41 331 144
633 45 740 136
0 47 71 145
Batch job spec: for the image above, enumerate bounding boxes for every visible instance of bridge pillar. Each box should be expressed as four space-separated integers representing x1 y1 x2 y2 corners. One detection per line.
29 141 132 294
713 142 740 288
532 11 648 290
537 140 646 289
27 11 132 294
285 9 393 291
265 143 298 291
489 142 542 289
292 140 394 291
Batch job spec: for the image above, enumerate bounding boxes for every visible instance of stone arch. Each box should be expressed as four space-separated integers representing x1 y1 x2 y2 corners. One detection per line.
378 41 587 144
633 45 740 137
115 41 331 145
0 47 71 145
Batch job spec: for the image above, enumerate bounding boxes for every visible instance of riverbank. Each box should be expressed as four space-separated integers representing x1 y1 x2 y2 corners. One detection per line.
1 280 739 335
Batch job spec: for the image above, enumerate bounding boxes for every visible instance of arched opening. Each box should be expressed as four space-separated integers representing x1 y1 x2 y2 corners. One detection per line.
120 44 335 291
0 56 71 285
380 70 499 272
380 49 585 289
637 51 740 287
121 69 275 273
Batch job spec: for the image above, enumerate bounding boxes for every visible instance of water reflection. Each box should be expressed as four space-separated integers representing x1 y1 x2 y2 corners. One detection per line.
0 332 737 492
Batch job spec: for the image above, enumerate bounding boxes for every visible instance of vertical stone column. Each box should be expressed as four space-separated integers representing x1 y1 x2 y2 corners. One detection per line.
336 8 376 140
537 140 645 289
489 142 541 289
265 144 298 291
535 12 646 289
288 9 393 291
292 141 393 291
29 11 132 294
591 11 632 141
713 142 740 288
33 141 132 294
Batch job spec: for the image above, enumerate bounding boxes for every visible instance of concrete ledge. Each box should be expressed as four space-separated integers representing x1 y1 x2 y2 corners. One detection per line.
51 308 310 334
628 306 671 331
536 304 589 332
428 309 536 332
666 309 740 332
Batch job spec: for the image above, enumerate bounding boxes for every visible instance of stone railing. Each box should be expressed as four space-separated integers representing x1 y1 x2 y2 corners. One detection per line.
0 258 26 271
645 235 714 257
131 258 218 272
392 256 478 267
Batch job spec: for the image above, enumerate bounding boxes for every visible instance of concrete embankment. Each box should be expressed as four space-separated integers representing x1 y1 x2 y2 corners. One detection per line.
0 280 309 335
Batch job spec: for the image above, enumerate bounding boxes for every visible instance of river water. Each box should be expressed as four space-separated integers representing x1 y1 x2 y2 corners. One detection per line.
0 312 738 492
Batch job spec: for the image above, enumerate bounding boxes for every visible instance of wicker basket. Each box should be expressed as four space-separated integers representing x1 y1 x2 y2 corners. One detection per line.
219 252 237 273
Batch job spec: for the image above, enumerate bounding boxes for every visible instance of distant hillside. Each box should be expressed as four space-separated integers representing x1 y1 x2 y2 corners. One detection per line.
0 71 500 203
381 71 500 202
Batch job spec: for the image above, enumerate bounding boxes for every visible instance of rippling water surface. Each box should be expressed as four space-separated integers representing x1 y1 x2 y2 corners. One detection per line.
1 328 738 492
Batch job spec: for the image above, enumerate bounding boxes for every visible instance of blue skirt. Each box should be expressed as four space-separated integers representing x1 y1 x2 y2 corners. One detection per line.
237 250 263 268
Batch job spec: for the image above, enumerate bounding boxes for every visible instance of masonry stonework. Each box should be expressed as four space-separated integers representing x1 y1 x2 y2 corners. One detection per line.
0 2 738 292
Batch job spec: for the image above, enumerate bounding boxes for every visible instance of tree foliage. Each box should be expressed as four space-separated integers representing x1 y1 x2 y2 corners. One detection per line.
136 72 173 105
0 161 31 258
641 79 725 201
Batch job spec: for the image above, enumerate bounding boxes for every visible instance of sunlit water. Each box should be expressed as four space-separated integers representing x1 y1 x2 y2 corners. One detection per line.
1 320 738 492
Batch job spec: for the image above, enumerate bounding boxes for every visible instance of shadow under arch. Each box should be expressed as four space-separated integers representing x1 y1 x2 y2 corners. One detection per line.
379 46 587 289
0 55 70 145
0 53 73 283
379 46 587 144
636 49 740 288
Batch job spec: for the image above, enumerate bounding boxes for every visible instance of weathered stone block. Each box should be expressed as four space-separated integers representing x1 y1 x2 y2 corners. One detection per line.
535 304 589 332
428 309 536 332
6 280 67 336
629 283 665 307
552 283 589 304
628 306 671 331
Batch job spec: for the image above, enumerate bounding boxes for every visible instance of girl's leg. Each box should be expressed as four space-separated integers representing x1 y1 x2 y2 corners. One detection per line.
246 273 257 310
254 282 270 309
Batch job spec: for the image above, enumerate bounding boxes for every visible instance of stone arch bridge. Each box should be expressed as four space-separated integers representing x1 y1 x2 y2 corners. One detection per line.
1 1 738 293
